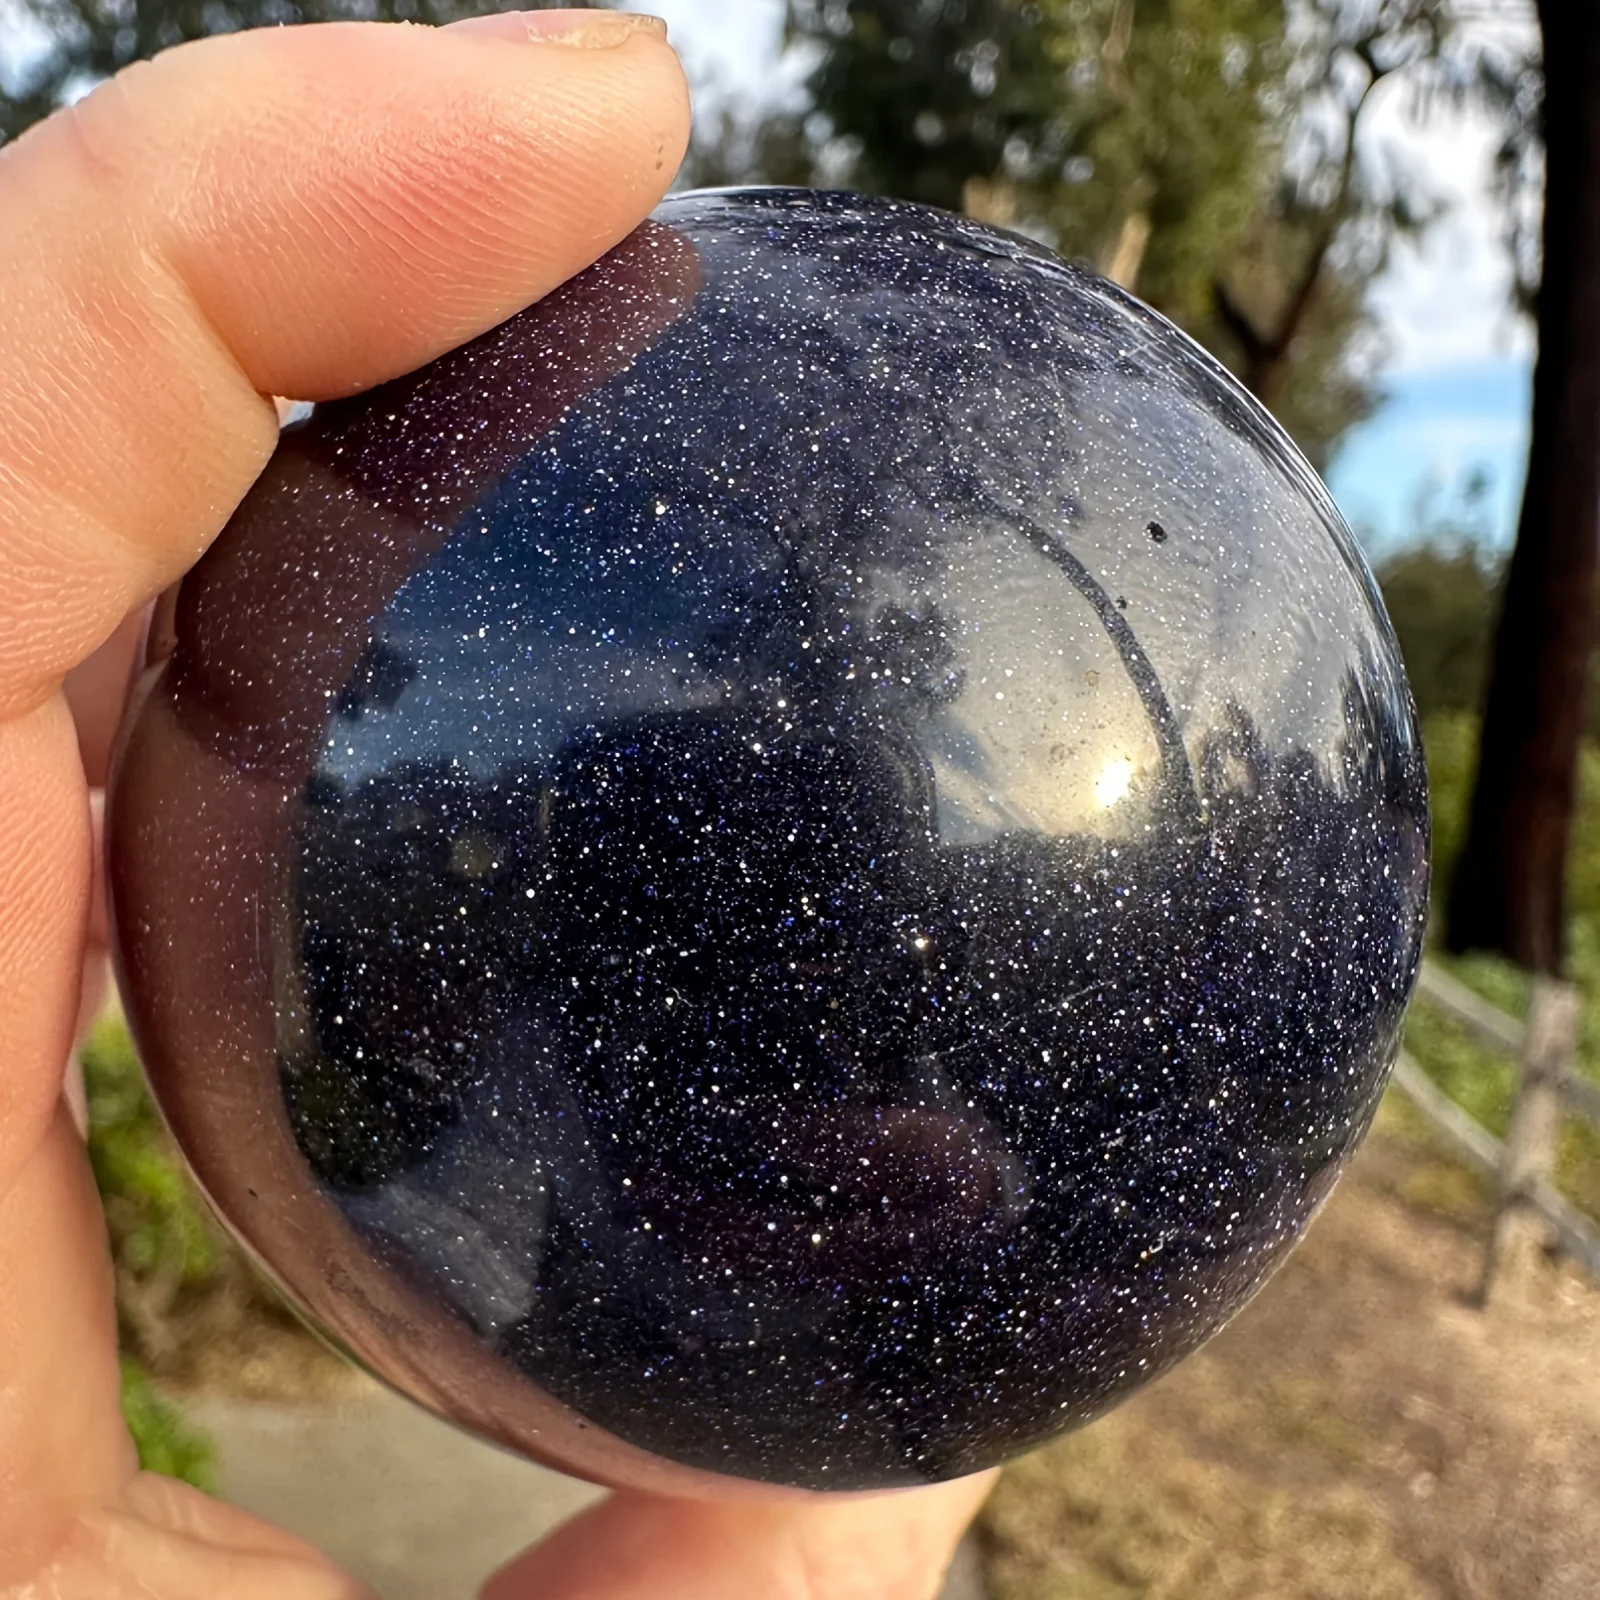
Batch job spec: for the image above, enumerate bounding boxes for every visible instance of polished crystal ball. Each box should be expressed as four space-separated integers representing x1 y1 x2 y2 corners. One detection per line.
109 190 1428 1492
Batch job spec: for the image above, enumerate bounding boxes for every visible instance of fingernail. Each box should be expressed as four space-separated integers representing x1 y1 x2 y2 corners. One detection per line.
444 9 668 47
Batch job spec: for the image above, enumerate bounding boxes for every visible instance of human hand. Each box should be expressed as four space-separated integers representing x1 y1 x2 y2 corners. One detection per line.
0 11 992 1596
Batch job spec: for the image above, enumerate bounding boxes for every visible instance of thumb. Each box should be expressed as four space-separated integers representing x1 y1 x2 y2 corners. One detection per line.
482 1476 998 1600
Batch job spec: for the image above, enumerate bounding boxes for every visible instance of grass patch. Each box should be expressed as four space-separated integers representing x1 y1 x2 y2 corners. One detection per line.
1368 1093 1495 1224
119 1359 215 1489
981 1402 1417 1600
82 1010 354 1468
1399 713 1600 1224
83 1015 222 1314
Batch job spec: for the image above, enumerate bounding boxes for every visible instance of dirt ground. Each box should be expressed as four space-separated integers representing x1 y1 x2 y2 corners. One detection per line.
978 1100 1600 1600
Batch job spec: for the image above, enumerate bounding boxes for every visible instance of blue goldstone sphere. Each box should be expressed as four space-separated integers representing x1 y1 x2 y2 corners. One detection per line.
109 190 1428 1493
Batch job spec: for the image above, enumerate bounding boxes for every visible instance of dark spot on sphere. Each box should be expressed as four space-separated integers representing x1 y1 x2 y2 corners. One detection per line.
108 189 1429 1493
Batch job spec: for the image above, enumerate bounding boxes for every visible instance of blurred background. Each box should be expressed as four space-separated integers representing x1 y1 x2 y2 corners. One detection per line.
7 2 1600 1597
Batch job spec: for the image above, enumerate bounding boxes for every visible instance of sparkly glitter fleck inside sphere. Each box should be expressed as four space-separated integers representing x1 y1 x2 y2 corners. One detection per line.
110 190 1428 1492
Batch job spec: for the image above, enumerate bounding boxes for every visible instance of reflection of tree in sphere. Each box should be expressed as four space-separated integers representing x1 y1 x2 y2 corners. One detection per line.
111 191 1428 1492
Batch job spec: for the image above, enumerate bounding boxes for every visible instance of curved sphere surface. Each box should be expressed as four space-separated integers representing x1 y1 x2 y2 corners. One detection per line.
110 190 1428 1491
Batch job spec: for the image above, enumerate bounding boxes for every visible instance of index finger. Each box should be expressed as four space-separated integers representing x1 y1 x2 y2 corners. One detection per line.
0 14 690 719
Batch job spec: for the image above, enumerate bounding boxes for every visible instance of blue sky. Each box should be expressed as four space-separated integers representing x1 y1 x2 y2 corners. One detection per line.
1320 62 1538 556
1327 358 1530 555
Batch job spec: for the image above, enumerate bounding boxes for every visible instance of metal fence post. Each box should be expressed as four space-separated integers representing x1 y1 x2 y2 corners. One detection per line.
1476 976 1580 1306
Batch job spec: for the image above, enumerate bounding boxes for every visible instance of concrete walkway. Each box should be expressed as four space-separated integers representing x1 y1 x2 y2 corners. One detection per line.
190 1383 984 1600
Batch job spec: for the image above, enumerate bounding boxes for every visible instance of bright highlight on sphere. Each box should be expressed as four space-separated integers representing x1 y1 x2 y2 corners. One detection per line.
1092 757 1137 808
109 190 1429 1494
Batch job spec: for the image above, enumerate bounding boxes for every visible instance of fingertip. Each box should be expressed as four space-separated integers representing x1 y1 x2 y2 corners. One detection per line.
442 9 672 47
482 1472 998 1600
63 18 692 400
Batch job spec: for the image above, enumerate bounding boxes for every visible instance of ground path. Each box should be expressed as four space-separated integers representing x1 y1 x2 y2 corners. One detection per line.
981 1109 1600 1599
190 1383 985 1600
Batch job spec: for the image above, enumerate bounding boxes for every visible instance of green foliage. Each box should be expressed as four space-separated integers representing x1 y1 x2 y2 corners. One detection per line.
1418 709 1600 939
80 1018 220 1484
778 0 1286 263
119 1358 215 1489
1369 468 1509 730
1416 710 1479 913
82 1014 221 1291
1374 541 1501 725
1033 0 1289 319
784 0 1063 211
84 1014 351 1400
1195 226 1380 473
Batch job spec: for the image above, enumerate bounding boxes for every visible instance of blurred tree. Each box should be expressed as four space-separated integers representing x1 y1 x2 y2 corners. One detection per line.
0 0 510 146
729 0 1469 471
1201 2 1453 424
1375 541 1500 723
1446 2 1600 976
781 0 1062 208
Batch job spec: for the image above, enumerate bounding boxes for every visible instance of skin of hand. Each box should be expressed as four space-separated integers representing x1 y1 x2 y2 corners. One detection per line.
0 12 995 1598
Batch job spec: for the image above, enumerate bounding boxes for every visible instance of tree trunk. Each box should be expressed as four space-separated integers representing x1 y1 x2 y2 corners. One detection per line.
1445 1 1600 974
1101 210 1151 291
